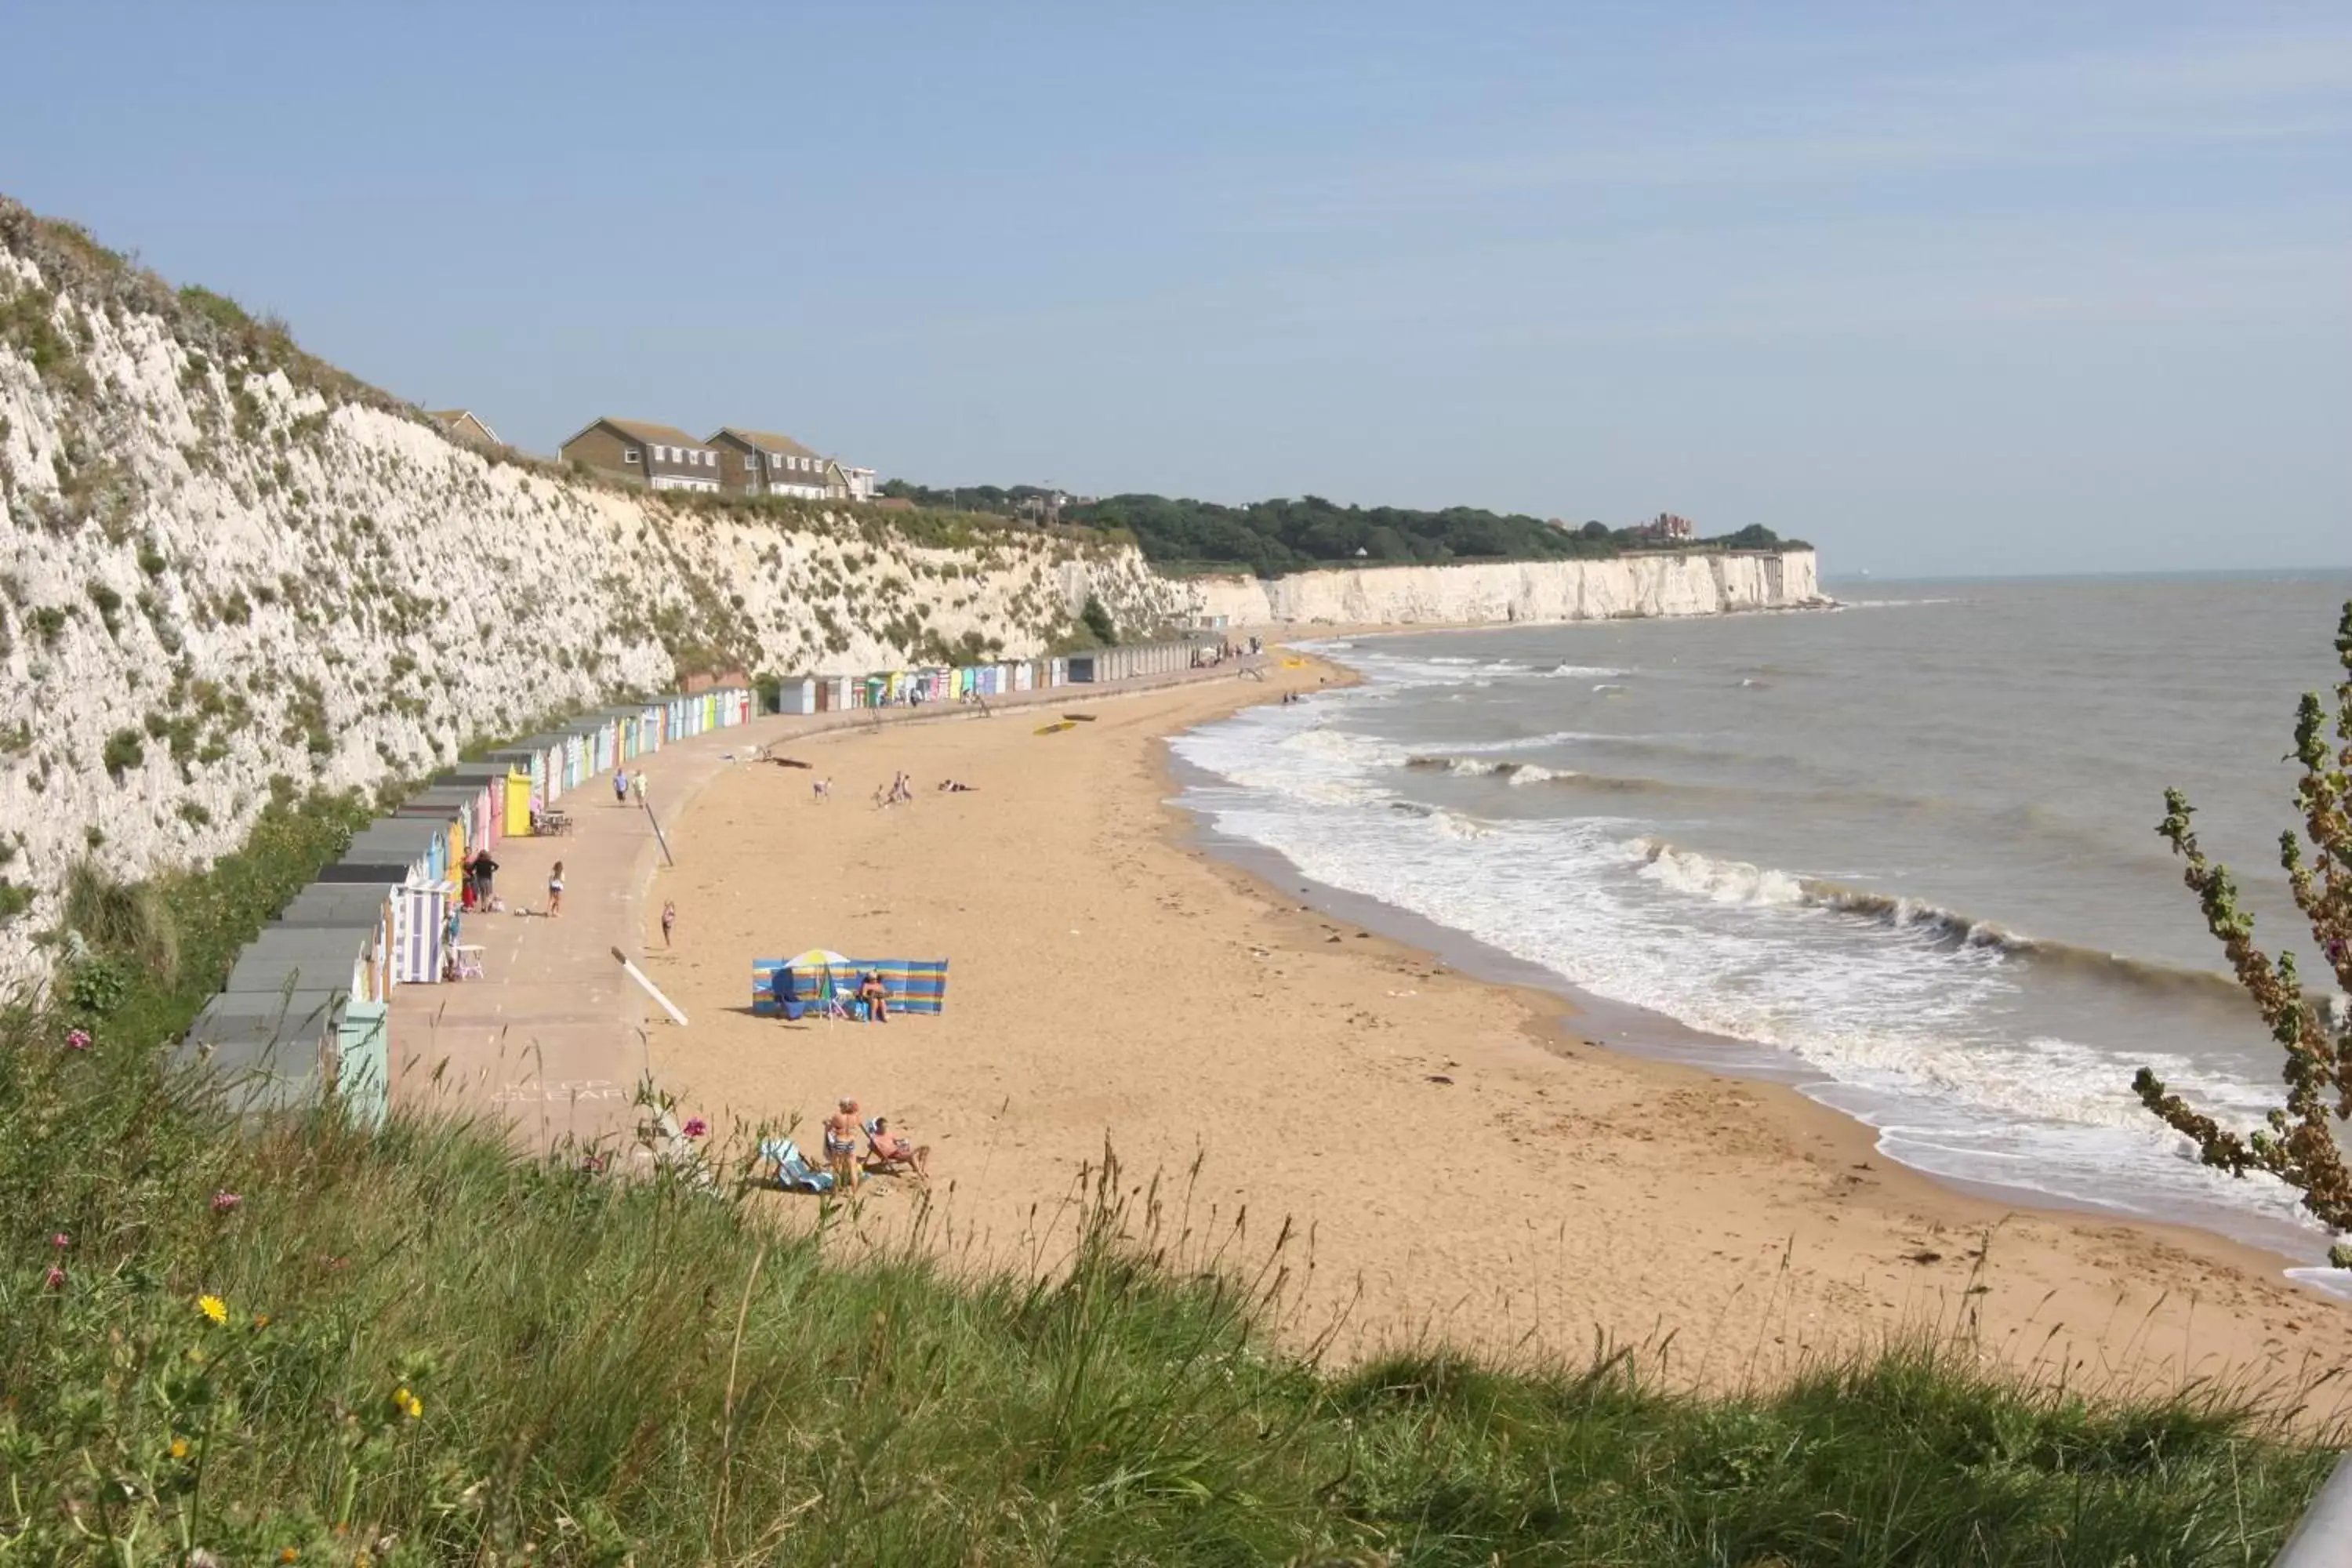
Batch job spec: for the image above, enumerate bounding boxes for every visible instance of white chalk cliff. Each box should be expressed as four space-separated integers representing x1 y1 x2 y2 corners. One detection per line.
0 205 1184 982
1184 549 1823 627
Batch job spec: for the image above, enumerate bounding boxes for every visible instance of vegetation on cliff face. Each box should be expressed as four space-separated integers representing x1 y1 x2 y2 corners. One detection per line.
882 481 1804 577
2135 598 2352 1266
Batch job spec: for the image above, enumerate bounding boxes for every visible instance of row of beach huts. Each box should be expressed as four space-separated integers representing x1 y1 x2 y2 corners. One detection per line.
767 640 1218 713
175 636 1225 1123
176 685 757 1123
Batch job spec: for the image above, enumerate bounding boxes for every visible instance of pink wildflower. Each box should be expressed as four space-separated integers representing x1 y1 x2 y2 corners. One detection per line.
681 1117 708 1139
42 1266 65 1290
580 1154 606 1174
65 1029 91 1051
50 1232 70 1250
211 1191 241 1215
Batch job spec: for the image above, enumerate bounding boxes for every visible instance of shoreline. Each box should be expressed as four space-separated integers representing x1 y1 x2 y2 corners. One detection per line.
1205 637 2350 1276
644 652 2352 1414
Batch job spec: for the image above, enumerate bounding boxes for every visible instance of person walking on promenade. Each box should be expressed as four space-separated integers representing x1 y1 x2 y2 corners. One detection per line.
633 771 648 810
660 899 677 947
546 860 565 919
824 1098 862 1193
613 768 629 806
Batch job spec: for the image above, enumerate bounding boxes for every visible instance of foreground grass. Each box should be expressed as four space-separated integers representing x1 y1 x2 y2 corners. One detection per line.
2 814 2343 1563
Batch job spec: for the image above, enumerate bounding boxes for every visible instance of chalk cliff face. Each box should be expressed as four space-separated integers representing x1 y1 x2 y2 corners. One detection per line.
0 206 1184 982
1184 550 1822 627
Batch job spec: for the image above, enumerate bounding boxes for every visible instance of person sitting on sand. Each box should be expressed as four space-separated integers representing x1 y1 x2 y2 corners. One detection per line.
823 1098 862 1192
865 1116 930 1180
857 971 890 1022
936 778 976 793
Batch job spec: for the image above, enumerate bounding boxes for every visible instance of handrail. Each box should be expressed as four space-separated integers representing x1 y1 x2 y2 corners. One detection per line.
2277 1453 2352 1566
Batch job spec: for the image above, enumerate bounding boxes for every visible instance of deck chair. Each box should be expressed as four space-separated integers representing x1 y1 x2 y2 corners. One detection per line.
757 1137 835 1194
861 1118 924 1178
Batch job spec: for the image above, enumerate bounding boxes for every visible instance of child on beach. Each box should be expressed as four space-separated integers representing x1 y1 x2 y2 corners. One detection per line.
546 861 565 918
660 900 676 947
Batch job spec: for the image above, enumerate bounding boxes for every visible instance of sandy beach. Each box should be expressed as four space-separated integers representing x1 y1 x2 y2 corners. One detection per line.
644 658 2352 1414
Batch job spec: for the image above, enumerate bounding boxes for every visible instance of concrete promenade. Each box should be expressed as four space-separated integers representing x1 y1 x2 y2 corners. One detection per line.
387 657 1268 1156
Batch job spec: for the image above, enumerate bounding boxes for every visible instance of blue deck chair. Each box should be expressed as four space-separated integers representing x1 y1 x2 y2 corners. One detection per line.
757 1137 834 1194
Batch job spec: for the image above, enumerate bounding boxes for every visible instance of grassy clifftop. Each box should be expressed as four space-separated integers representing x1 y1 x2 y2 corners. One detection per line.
1 814 2340 1563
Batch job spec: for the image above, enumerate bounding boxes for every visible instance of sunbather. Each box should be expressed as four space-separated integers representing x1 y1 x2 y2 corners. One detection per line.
823 1098 862 1192
865 1116 931 1180
857 971 890 1022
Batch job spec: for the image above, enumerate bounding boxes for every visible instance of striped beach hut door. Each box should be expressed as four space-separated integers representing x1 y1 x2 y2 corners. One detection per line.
392 886 448 983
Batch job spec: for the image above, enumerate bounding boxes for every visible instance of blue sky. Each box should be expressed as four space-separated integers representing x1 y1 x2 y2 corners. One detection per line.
4 1 2347 576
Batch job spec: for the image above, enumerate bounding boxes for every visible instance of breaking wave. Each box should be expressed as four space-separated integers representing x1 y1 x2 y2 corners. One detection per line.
1631 838 2247 1001
1406 755 1702 795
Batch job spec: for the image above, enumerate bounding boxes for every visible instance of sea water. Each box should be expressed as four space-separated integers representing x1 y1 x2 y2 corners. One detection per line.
1172 572 2352 1265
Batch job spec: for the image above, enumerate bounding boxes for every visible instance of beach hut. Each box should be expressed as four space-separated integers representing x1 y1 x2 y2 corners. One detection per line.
176 989 347 1118
390 884 451 983
487 734 564 809
432 764 520 848
772 677 817 715
225 926 375 1003
333 818 455 884
336 1000 390 1132
395 786 485 865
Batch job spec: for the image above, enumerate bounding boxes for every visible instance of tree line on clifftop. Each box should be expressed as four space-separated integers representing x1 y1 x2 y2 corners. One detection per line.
878 481 1800 578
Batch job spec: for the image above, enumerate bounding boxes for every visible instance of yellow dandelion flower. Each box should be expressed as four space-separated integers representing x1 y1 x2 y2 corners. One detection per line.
252 1313 270 1329
393 1387 422 1420
169 1438 189 1461
278 1550 299 1564
196 1294 228 1325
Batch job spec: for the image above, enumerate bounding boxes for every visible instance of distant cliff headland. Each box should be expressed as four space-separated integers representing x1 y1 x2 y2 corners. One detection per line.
882 488 1824 627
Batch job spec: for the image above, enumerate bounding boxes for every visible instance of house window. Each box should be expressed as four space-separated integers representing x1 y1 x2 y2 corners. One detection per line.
623 447 641 464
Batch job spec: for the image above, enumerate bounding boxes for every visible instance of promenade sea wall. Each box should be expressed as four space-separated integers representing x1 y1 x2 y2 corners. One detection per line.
1186 549 1824 626
0 209 1185 982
